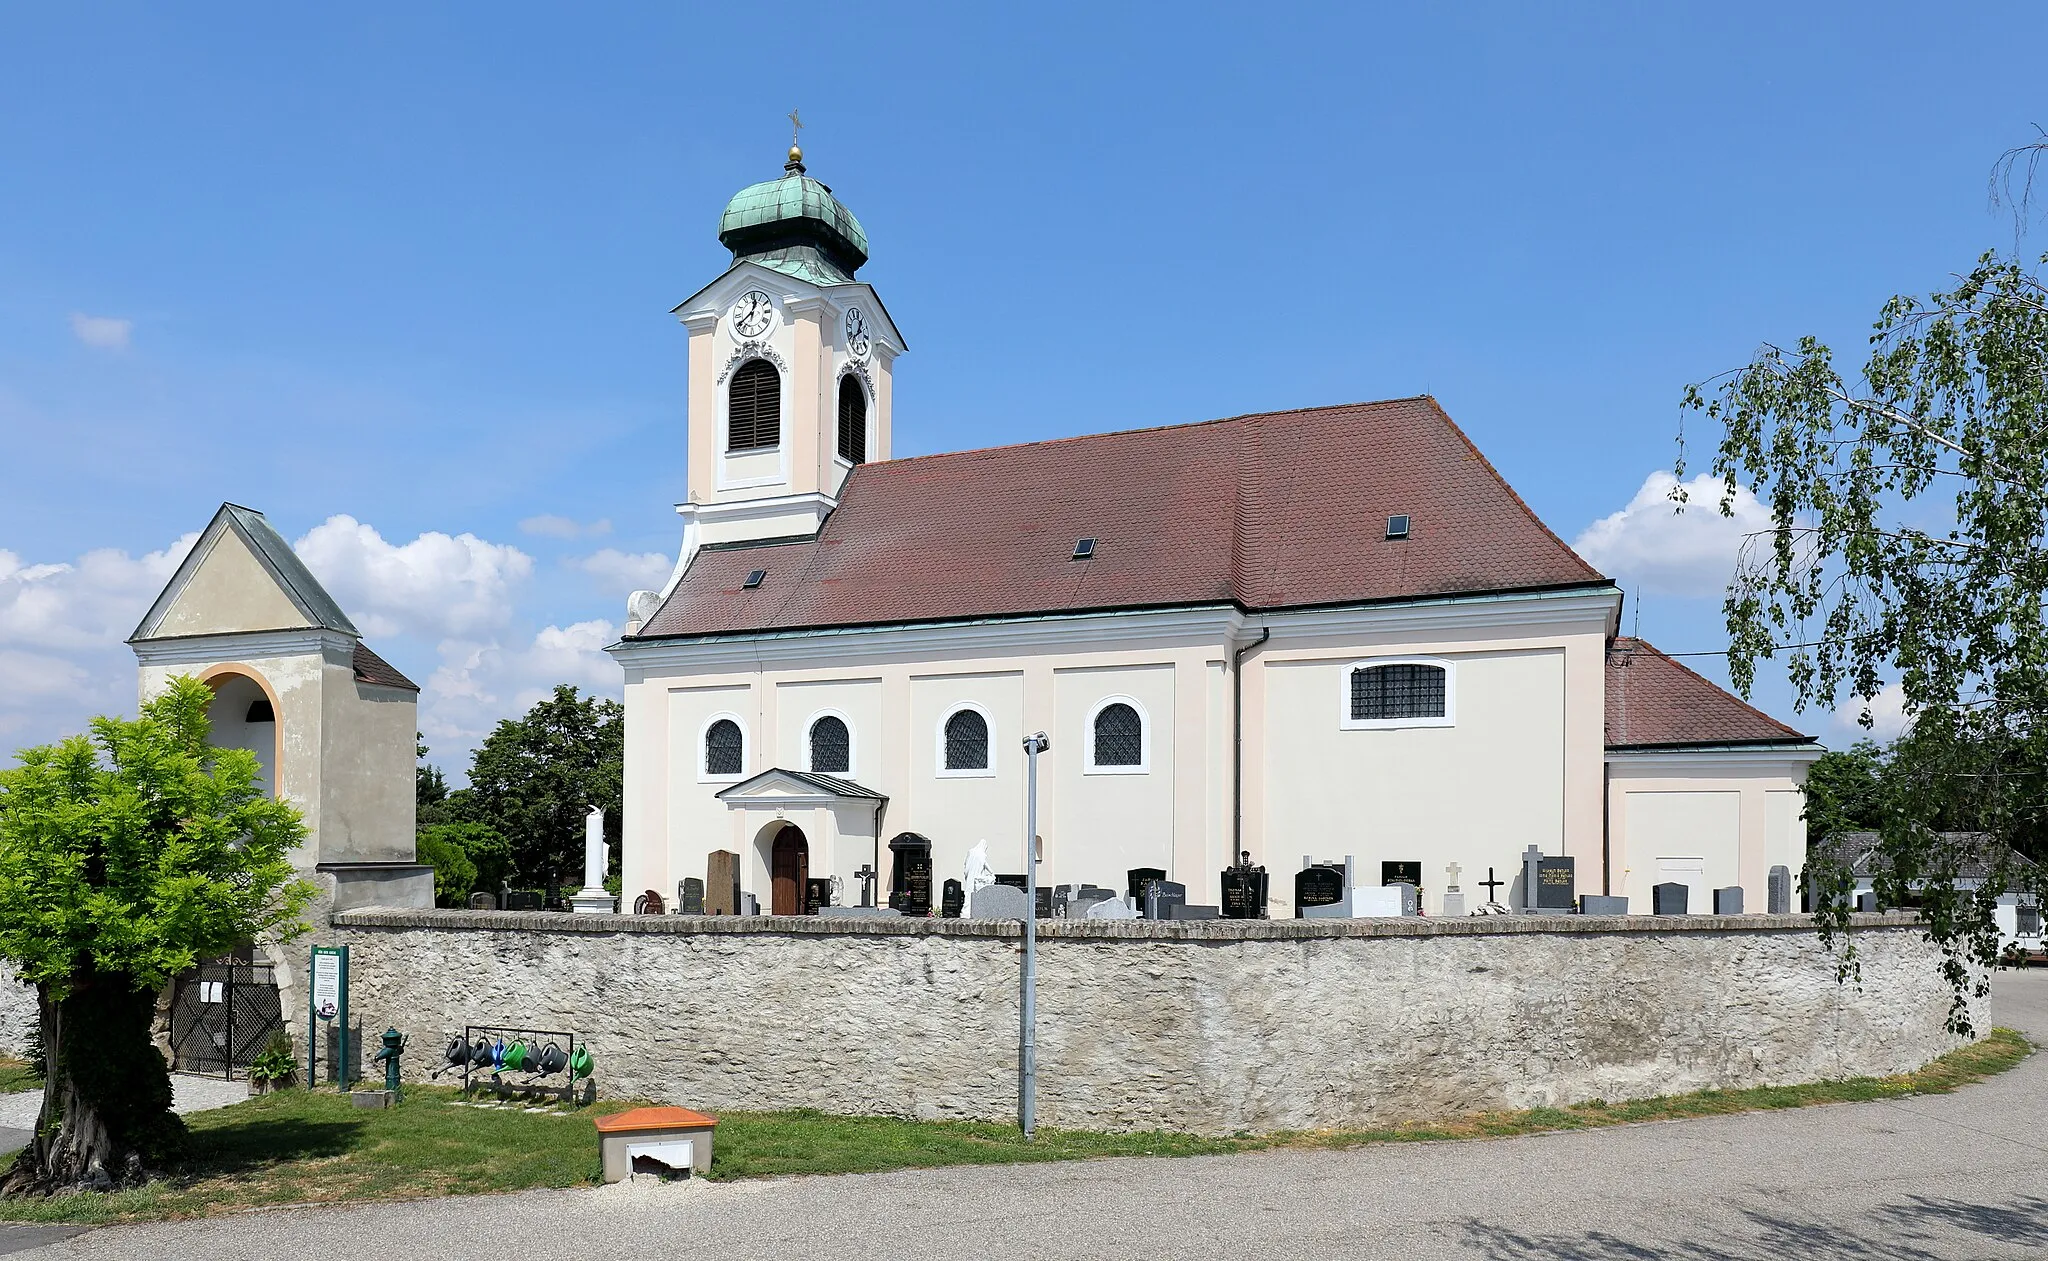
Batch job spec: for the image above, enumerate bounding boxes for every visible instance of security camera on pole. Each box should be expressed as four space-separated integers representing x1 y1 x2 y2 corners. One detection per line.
1019 731 1049 1139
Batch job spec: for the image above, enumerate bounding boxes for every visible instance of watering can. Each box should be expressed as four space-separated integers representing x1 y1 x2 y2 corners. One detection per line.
431 1036 469 1080
530 1042 568 1077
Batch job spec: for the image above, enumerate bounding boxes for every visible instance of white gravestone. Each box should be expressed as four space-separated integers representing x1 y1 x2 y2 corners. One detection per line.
570 806 616 914
1083 895 1138 920
1442 862 1466 917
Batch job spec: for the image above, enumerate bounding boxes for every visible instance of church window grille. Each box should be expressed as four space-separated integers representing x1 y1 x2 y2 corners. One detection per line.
1349 664 1447 722
943 708 990 772
837 376 867 465
810 715 851 774
1091 702 1143 768
728 360 781 452
705 718 743 777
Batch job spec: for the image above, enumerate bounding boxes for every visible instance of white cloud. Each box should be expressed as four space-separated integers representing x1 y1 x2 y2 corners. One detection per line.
574 548 672 594
1831 683 1911 742
417 620 621 762
293 516 532 640
519 514 612 540
1573 470 1776 598
68 313 131 351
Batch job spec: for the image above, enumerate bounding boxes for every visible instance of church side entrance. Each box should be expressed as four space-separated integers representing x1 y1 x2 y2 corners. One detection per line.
771 825 809 915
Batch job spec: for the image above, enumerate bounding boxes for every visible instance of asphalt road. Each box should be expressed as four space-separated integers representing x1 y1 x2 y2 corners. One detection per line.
15 977 2048 1260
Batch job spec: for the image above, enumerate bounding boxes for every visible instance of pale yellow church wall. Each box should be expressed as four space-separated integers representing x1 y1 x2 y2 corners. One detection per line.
907 670 1028 879
1258 647 1567 914
155 529 312 637
775 677 884 777
684 320 717 504
1606 753 1815 913
787 301 823 498
658 682 755 898
722 448 781 484
1049 663 1178 889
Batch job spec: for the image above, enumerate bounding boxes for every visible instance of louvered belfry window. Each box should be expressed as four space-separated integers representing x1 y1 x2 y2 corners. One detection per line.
837 376 867 465
944 709 989 771
1093 703 1143 767
810 716 851 774
705 718 743 776
728 360 781 451
1350 664 1446 721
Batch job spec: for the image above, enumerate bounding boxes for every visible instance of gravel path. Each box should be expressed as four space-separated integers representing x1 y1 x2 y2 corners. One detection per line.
13 978 2048 1260
0 1075 251 1133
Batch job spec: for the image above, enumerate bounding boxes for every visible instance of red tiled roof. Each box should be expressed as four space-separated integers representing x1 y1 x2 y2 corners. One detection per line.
1605 637 1810 749
352 641 419 692
636 397 1608 639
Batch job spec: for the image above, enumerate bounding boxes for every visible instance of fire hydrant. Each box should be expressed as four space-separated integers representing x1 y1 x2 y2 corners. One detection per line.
371 1027 408 1100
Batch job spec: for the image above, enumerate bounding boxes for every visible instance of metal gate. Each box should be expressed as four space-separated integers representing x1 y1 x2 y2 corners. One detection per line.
169 960 283 1077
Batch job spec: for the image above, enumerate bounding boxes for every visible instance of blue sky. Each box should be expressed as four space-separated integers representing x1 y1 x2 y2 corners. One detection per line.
2 3 2041 769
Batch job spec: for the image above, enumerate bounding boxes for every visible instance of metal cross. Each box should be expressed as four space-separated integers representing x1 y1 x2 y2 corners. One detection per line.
855 863 877 907
1479 867 1504 900
788 108 804 147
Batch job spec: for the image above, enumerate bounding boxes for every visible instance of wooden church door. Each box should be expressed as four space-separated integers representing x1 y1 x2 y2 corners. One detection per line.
771 826 809 915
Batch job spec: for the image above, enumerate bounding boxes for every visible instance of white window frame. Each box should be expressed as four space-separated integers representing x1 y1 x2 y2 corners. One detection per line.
1338 657 1456 730
698 711 749 784
717 355 789 491
803 708 857 777
1083 694 1150 775
935 702 997 779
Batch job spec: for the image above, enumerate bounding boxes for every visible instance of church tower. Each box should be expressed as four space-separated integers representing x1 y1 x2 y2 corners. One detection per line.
665 137 907 573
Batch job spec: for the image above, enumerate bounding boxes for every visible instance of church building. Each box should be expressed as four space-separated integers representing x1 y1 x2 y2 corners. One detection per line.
608 143 1820 918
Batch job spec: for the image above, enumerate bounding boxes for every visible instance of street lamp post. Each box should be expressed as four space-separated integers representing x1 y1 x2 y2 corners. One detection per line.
1020 730 1049 1138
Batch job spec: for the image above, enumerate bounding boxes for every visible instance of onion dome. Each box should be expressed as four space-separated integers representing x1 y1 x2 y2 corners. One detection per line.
717 146 869 285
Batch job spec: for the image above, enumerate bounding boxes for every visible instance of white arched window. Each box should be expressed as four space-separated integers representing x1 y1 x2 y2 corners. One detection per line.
807 711 853 775
1084 695 1149 774
700 713 747 782
1339 659 1455 730
936 704 995 778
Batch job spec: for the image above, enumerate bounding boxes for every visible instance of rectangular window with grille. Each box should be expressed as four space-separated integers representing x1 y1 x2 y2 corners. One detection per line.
1350 664 1447 721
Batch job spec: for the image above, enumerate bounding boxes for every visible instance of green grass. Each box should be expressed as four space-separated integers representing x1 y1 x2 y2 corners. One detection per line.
0 1059 41 1094
0 1028 2029 1225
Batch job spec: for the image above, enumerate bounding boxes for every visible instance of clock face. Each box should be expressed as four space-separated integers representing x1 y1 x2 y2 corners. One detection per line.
731 291 774 338
844 306 872 358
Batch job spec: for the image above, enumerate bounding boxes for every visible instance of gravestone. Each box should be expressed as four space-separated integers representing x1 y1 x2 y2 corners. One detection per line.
1441 862 1466 917
1168 904 1220 920
1066 888 1114 919
1294 865 1345 917
887 833 934 916
1144 880 1188 920
1713 886 1744 915
1381 860 1422 889
1767 865 1791 915
805 877 832 915
1856 890 1878 912
1385 881 1420 916
995 873 1027 890
1220 852 1269 919
1126 868 1167 905
680 877 705 915
1579 894 1627 914
1084 895 1137 920
1036 887 1054 919
468 892 496 911
706 850 741 916
1519 845 1545 912
941 879 965 918
1535 855 1576 913
632 890 665 915
741 891 759 916
1652 882 1688 915
970 882 1032 920
504 889 543 911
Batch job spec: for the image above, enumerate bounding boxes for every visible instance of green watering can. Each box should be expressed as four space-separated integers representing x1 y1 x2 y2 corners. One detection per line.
569 1044 594 1081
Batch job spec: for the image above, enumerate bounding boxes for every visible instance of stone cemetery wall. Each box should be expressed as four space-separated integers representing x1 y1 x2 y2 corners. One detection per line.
0 965 34 1056
326 910 1966 1135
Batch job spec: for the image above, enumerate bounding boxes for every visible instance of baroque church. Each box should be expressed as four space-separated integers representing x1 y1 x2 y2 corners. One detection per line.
608 142 1820 919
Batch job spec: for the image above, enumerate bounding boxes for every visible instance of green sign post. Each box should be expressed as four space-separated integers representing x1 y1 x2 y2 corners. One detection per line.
308 944 350 1090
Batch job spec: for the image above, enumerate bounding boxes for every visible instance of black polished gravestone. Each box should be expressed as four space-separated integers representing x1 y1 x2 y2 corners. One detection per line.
679 877 705 915
1036 887 1054 919
1221 854 1269 919
887 833 935 916
1536 856 1577 912
1127 868 1167 905
805 877 832 916
940 878 965 919
503 889 544 912
1143 880 1188 920
995 873 1028 890
1294 865 1345 918
1381 860 1423 889
1652 882 1689 915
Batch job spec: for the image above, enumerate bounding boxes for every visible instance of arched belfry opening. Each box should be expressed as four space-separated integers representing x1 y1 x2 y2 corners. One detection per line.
201 668 281 799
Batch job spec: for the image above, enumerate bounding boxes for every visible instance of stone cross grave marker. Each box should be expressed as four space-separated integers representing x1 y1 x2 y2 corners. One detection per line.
1767 865 1791 915
706 850 740 916
1520 845 1545 912
1442 862 1465 917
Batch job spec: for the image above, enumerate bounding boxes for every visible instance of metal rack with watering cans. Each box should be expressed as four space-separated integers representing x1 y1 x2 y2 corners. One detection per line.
435 1024 595 1106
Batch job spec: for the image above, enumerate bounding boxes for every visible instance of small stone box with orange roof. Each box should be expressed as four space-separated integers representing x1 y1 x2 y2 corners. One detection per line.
595 1106 718 1181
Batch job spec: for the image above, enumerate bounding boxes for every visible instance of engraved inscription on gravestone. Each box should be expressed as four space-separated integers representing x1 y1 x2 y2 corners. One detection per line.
1221 852 1269 919
1536 855 1576 912
1294 865 1345 917
805 877 831 915
1144 880 1188 920
941 878 965 918
1126 868 1167 906
680 877 705 915
1381 860 1422 889
888 833 934 916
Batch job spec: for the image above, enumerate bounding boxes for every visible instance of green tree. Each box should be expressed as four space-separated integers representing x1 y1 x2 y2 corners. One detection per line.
1680 151 2048 1029
415 827 476 906
0 677 314 1195
417 822 512 902
465 686 622 888
1801 741 1888 842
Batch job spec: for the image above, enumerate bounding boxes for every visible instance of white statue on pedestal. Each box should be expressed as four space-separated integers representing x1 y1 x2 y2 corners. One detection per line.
570 806 616 914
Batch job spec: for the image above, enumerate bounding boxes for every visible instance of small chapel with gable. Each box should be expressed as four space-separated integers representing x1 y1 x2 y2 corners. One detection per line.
609 142 1820 919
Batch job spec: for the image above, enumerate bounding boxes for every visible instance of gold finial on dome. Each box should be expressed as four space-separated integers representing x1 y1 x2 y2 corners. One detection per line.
785 108 805 172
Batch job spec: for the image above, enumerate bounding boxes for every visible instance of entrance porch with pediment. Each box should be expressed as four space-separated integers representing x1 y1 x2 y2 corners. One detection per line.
715 769 887 914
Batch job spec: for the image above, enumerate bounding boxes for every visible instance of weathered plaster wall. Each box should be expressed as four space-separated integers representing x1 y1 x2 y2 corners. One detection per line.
325 911 1966 1135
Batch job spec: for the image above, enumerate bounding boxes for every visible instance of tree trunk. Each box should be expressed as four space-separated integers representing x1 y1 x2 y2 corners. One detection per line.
0 973 184 1197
